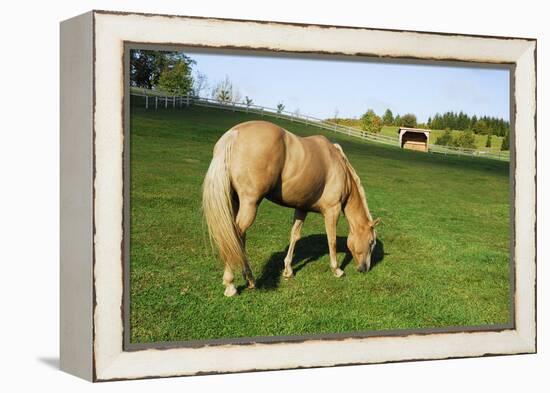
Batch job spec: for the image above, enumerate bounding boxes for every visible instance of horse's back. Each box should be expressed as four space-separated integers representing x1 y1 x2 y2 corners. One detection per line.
225 120 347 211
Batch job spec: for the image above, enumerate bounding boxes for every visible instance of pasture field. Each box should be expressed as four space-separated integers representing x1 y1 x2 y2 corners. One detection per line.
129 103 511 344
334 120 505 151
379 125 505 152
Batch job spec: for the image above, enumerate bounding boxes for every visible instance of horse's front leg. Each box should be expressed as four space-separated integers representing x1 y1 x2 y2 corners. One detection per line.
283 209 307 278
323 205 344 278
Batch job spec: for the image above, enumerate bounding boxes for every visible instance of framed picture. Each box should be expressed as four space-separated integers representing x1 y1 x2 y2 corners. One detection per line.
60 10 536 381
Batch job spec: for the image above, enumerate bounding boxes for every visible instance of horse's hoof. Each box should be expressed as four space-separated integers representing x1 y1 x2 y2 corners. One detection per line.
283 268 294 278
247 281 256 289
224 285 238 297
333 268 345 278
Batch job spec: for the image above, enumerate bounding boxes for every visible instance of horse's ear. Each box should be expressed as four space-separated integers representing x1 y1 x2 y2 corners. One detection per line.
370 218 381 227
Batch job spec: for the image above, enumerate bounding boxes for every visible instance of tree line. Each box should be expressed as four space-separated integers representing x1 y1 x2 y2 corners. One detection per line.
329 108 510 151
428 111 509 150
328 109 419 134
427 111 509 137
131 49 253 105
130 50 510 151
130 50 195 94
131 50 299 115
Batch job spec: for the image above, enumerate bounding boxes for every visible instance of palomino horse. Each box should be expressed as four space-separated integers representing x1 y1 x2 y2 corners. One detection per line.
202 120 380 297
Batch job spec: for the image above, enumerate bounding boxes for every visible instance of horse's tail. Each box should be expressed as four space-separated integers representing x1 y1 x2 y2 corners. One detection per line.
202 130 245 271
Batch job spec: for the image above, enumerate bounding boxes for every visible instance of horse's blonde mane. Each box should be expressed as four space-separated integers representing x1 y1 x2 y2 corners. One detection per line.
333 143 373 221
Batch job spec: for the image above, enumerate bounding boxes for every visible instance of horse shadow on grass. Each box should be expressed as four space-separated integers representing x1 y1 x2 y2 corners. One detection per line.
253 234 385 290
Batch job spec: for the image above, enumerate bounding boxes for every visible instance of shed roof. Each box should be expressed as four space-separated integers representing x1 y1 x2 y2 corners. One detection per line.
398 127 431 134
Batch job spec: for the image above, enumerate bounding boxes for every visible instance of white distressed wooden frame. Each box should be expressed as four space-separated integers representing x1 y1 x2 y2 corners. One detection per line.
60 10 536 382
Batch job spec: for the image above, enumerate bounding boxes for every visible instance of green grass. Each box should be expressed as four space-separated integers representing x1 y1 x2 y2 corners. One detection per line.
379 125 504 152
334 120 505 151
129 103 511 344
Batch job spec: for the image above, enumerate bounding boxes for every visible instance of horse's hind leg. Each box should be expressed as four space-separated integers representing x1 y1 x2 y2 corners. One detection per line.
324 205 344 278
221 198 257 297
236 198 259 289
239 233 255 289
223 265 238 297
283 209 307 278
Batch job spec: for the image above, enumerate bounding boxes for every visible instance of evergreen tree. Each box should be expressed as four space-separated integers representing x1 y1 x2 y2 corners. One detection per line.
470 115 478 131
382 109 394 125
486 134 492 148
394 114 401 127
457 111 468 130
420 111 508 137
501 131 510 151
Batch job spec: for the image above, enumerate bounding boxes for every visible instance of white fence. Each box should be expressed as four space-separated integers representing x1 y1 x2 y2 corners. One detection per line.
130 90 510 162
133 93 191 109
427 142 509 160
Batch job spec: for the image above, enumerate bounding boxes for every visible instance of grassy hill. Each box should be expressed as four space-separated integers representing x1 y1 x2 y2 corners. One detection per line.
129 103 511 344
379 125 505 152
333 120 505 152
131 89 506 152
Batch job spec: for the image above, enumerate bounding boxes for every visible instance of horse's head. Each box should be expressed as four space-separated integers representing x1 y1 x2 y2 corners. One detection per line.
347 218 380 272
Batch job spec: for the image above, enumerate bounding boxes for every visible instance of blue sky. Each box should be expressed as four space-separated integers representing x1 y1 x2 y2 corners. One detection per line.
186 51 510 122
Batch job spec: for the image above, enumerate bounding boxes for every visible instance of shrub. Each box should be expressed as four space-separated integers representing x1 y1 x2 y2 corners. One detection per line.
360 109 382 133
451 130 476 149
436 129 453 146
211 76 243 103
157 62 193 95
400 113 417 128
473 119 489 135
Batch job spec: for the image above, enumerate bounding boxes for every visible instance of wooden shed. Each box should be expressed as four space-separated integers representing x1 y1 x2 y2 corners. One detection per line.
398 127 431 152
